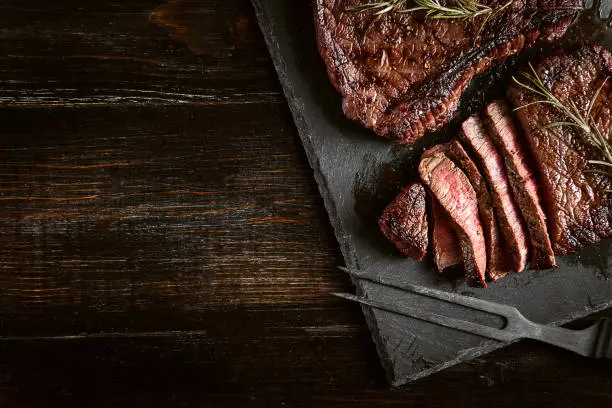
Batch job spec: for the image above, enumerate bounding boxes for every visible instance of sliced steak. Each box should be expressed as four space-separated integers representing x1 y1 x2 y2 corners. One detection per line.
419 148 487 287
446 139 508 281
507 44 612 254
461 114 529 272
431 196 462 273
314 0 580 145
484 100 556 268
379 182 428 260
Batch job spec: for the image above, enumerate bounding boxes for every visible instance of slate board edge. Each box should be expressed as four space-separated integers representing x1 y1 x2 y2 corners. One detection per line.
250 0 612 386
248 1 414 385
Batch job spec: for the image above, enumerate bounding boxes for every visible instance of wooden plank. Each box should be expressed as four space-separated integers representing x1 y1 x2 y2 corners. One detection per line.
0 335 610 407
0 103 356 336
0 0 279 107
0 0 354 337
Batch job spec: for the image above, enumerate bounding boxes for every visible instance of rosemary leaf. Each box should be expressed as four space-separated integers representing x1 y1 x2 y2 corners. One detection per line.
589 160 612 169
347 0 410 15
513 67 611 174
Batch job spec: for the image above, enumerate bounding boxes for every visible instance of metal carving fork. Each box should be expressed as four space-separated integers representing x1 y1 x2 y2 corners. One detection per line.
334 267 612 359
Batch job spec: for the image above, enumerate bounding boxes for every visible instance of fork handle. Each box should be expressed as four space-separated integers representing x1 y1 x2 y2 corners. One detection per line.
525 318 612 359
594 318 612 359
525 323 595 357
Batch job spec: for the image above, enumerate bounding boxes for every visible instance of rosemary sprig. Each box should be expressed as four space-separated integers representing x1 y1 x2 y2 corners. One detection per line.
347 1 512 41
513 64 612 174
348 0 493 19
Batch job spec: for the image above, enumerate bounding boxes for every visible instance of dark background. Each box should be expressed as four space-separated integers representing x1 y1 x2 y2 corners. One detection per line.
0 1 609 406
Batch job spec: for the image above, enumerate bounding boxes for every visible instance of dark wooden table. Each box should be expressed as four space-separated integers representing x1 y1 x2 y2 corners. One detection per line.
0 1 610 406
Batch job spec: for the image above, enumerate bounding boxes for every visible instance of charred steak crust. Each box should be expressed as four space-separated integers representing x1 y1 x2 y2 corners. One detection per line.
378 182 429 260
461 114 529 273
484 100 556 269
508 44 612 254
419 148 487 287
314 0 580 145
431 196 463 272
446 139 508 281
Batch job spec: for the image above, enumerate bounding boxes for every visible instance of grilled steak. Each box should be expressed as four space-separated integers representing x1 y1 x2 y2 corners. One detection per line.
431 197 463 273
446 139 508 281
508 44 612 254
461 114 529 272
420 148 487 287
314 0 580 145
484 100 556 268
378 182 429 260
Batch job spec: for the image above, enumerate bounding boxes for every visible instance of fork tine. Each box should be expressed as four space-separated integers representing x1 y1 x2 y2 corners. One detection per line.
338 266 521 319
333 292 516 342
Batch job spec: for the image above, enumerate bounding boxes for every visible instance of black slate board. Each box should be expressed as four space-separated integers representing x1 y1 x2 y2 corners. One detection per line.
251 0 612 386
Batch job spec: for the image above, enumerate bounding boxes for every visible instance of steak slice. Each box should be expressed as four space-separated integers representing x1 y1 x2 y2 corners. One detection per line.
484 100 556 269
419 148 487 287
507 44 612 254
431 194 462 273
446 139 508 281
461 114 529 272
378 182 429 260
314 0 580 145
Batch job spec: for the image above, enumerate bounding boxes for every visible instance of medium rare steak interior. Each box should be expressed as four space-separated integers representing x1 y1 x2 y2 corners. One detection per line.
461 114 529 273
314 0 581 145
379 44 611 287
431 198 462 273
446 139 508 281
484 101 555 268
419 147 488 287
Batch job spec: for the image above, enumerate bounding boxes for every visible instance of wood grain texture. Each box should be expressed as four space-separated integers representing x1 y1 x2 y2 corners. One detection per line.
0 0 610 406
